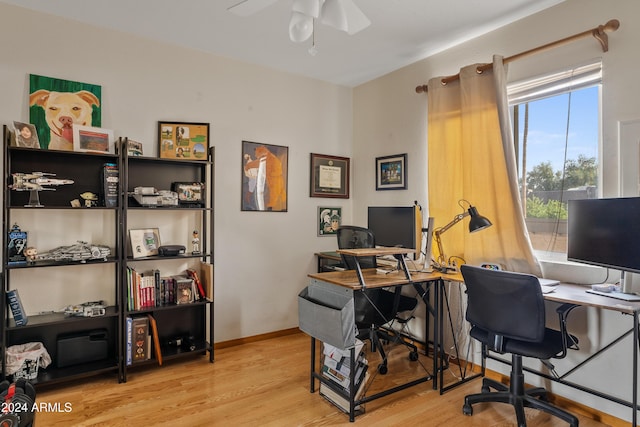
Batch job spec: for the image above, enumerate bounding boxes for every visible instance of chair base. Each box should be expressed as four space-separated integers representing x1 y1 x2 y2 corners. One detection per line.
462 355 578 427
363 327 419 375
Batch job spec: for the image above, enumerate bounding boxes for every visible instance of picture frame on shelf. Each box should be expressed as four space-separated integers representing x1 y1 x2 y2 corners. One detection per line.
158 121 209 160
127 139 143 156
12 121 40 149
376 153 407 190
310 153 350 198
129 228 161 258
318 207 342 236
72 125 115 154
172 182 205 206
241 140 288 212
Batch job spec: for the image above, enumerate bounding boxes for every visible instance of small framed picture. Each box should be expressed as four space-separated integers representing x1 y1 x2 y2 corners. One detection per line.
12 121 40 149
310 153 350 198
158 122 209 160
172 182 205 206
73 125 115 154
376 153 407 190
129 228 161 258
318 207 342 236
127 139 143 156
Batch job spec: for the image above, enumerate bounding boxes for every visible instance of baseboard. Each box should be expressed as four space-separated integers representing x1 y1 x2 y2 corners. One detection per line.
213 327 300 350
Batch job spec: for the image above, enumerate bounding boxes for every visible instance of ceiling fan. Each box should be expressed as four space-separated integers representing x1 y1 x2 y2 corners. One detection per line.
228 0 371 43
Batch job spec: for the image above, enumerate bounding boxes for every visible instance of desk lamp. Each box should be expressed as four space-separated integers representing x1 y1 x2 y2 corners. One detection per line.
434 200 492 272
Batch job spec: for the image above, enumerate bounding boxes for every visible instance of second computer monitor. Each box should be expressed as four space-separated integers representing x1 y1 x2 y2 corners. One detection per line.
367 206 420 258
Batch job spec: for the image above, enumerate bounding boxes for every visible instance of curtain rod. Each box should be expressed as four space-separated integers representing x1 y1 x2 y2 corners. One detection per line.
415 19 620 94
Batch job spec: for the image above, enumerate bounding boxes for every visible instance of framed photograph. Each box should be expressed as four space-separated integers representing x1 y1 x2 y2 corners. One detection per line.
310 153 350 198
72 125 114 154
127 139 143 156
376 153 407 190
318 207 342 236
241 140 288 212
12 121 40 149
158 121 209 160
129 228 161 259
172 182 205 206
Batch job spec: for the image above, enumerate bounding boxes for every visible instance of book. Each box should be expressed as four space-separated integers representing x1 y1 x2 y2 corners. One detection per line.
319 370 370 414
101 163 119 208
199 261 213 300
7 224 27 266
131 316 150 363
6 289 27 326
186 268 206 300
126 316 133 365
147 314 162 366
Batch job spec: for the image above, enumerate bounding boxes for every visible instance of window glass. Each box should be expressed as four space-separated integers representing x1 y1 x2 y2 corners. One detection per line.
510 66 600 260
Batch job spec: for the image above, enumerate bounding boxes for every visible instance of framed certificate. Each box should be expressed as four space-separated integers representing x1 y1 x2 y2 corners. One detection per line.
310 153 350 198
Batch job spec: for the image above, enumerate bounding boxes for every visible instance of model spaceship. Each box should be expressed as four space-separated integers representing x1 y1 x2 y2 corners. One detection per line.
10 172 74 192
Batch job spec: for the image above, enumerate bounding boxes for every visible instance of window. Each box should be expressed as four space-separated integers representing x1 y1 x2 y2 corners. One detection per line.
509 61 601 260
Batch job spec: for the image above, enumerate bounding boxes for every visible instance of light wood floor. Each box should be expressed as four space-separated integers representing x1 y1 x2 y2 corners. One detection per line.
35 332 615 426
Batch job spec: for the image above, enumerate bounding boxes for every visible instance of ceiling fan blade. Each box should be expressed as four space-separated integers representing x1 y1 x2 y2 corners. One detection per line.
292 0 321 19
227 0 279 17
321 0 370 35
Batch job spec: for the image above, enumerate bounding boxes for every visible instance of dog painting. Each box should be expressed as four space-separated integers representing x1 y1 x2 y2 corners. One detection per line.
241 141 288 212
29 74 101 150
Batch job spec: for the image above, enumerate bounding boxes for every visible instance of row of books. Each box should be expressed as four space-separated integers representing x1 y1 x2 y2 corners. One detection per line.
319 340 369 414
125 314 161 366
126 268 207 311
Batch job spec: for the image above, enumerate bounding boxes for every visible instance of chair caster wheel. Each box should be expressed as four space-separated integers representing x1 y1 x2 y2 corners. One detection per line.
462 403 473 415
377 364 388 375
481 385 491 393
409 351 419 361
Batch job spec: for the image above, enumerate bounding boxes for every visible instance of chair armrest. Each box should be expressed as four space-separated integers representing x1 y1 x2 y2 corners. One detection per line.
556 303 580 355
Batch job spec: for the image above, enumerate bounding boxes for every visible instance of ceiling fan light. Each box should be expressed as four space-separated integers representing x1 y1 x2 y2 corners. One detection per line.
320 0 348 32
322 0 371 35
292 0 321 18
289 11 314 43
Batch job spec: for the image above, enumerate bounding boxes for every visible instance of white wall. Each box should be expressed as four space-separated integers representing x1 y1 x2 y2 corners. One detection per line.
0 3 354 343
352 0 640 422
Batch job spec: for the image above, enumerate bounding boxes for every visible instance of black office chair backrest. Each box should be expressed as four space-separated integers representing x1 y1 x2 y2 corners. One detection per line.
336 226 377 270
460 265 545 343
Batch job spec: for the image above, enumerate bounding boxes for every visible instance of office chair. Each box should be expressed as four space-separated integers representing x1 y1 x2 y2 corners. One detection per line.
460 265 579 427
336 226 419 375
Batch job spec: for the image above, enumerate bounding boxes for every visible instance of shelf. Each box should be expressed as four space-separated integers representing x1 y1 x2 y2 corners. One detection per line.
28 359 119 386
125 299 211 316
126 253 210 262
6 306 119 330
7 257 118 269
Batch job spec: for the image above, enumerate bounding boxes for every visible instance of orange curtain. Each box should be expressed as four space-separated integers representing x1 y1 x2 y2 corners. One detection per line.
427 56 540 274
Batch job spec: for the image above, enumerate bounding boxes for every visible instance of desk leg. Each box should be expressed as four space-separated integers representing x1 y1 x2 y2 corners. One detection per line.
310 337 316 393
433 279 441 390
634 312 638 427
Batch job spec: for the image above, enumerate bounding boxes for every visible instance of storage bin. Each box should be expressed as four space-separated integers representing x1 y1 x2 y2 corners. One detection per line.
298 278 356 349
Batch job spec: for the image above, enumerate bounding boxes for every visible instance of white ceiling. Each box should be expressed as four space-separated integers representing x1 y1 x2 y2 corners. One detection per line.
1 0 565 87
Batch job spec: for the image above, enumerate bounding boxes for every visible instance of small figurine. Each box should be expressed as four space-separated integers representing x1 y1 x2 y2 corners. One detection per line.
191 230 200 255
80 192 98 207
24 247 37 263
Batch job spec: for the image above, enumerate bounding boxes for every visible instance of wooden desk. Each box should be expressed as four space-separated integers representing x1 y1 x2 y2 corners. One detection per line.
306 247 442 421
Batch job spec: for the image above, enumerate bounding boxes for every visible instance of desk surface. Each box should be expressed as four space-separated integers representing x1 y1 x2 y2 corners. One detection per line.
309 268 640 315
308 269 441 289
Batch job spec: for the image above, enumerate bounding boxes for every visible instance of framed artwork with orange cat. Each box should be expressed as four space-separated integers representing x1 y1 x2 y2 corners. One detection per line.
241 140 288 212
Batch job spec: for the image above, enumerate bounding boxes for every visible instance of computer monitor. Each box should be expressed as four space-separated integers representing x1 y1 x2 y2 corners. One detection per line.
367 206 421 258
568 197 640 290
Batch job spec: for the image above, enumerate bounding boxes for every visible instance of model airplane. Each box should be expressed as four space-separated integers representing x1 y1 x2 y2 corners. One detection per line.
10 172 74 191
